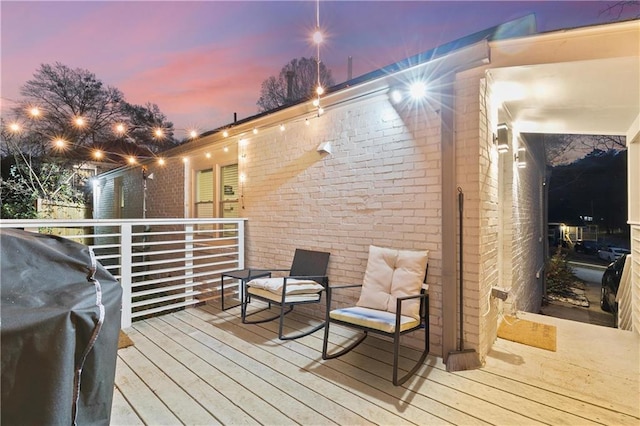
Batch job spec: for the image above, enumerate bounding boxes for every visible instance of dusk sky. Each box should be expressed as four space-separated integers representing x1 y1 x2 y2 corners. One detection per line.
2 1 638 139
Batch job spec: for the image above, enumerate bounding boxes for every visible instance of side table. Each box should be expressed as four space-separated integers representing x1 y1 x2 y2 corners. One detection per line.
220 269 271 310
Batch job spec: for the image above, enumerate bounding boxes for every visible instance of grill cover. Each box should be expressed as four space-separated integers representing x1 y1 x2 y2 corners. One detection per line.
1 228 122 425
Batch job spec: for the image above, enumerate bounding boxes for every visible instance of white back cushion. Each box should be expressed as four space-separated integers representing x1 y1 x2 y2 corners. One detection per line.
356 245 428 319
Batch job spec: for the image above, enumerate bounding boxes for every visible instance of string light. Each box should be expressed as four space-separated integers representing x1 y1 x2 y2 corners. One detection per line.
5 2 331 176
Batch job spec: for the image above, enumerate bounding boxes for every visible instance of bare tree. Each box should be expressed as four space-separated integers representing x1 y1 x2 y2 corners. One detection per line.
1 62 177 217
10 62 175 159
256 57 335 112
601 1 640 18
544 134 626 166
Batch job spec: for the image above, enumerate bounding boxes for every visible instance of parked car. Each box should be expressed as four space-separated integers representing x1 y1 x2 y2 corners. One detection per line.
597 247 631 262
574 239 599 254
600 254 627 314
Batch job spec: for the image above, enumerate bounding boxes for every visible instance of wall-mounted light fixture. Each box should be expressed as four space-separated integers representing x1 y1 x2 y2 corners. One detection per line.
515 147 527 168
317 141 332 155
389 89 403 104
388 80 429 106
494 123 509 153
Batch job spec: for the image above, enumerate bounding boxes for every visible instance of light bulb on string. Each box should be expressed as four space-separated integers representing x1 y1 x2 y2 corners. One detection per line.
313 29 323 45
29 107 41 118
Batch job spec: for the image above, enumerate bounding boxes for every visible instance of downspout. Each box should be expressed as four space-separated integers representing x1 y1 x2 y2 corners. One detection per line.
440 79 457 362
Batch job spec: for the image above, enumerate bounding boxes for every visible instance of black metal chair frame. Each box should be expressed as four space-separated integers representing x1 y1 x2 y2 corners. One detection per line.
322 270 429 386
241 249 330 340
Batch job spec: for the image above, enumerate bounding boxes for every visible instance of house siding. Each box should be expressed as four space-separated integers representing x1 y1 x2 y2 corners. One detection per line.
145 162 186 218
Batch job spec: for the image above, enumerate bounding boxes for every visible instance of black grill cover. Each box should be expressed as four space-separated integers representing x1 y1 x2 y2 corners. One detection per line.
1 228 122 425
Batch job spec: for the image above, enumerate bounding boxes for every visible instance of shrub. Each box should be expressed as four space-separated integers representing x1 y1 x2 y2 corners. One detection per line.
546 247 584 297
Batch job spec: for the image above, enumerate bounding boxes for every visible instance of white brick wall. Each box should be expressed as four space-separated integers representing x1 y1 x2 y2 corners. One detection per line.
242 93 445 354
455 71 546 360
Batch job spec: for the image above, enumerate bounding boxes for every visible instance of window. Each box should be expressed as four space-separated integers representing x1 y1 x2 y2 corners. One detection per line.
195 169 214 217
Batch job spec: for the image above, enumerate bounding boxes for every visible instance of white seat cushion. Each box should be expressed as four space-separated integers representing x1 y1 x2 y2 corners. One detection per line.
247 287 322 303
329 306 421 333
247 277 324 295
356 245 428 320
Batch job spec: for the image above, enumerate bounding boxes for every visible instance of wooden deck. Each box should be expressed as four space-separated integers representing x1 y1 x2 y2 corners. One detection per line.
111 304 639 425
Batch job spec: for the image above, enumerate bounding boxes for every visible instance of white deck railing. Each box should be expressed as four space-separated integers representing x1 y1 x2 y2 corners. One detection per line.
0 218 246 328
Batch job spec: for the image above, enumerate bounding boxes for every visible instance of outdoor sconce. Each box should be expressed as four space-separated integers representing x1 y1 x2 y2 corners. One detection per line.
494 123 509 153
317 141 332 155
515 147 527 168
388 88 403 104
388 81 428 105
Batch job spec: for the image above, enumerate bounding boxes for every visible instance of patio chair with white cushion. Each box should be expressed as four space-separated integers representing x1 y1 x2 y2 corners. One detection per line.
242 248 330 340
322 245 429 386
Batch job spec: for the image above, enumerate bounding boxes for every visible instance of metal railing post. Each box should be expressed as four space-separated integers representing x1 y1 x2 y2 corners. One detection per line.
185 224 194 302
120 224 133 328
238 220 245 270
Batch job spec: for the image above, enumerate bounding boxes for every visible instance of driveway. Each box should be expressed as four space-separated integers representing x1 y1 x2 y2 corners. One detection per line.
540 262 616 328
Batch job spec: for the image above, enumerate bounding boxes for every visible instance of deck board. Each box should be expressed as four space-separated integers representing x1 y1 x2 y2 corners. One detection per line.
112 304 640 425
174 309 404 425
